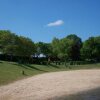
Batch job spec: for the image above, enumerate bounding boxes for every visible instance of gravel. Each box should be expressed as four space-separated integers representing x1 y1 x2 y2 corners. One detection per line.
0 69 100 100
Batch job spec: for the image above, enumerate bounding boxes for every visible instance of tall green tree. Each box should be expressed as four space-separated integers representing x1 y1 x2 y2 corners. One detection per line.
51 37 60 57
0 30 17 55
16 36 35 56
66 34 82 60
51 35 82 61
0 30 35 58
81 36 100 61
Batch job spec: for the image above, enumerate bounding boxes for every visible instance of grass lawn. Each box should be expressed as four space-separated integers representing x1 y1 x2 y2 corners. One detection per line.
0 61 100 86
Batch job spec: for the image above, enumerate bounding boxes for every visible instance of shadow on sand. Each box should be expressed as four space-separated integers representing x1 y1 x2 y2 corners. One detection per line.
52 87 100 100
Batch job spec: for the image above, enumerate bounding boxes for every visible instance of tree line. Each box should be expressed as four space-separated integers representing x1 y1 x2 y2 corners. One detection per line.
0 30 100 64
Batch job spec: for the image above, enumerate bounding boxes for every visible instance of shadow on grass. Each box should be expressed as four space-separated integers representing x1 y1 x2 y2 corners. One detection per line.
52 87 100 100
11 63 48 72
12 63 29 69
47 64 60 69
24 64 48 72
0 61 3 63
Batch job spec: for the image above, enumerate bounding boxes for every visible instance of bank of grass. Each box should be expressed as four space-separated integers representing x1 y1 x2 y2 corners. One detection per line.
0 61 100 86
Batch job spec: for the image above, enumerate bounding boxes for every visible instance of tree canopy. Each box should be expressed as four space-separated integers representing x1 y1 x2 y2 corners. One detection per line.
0 30 100 62
0 30 35 57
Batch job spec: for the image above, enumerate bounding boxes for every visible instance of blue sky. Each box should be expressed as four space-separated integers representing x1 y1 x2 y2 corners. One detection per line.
0 0 100 43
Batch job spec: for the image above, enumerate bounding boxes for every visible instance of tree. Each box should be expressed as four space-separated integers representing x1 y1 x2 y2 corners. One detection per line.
0 30 36 62
0 30 18 60
51 35 82 61
35 42 52 57
58 34 82 61
66 34 82 60
16 36 35 57
41 43 52 57
51 37 60 57
57 38 68 60
81 36 100 61
35 42 44 57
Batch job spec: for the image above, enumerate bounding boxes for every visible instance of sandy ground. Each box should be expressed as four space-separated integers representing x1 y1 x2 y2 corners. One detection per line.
0 69 100 100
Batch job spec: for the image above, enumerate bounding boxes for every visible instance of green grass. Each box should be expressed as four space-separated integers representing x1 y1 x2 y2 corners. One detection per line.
0 61 100 86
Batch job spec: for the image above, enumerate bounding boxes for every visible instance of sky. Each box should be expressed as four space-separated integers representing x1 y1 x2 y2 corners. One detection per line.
0 0 100 43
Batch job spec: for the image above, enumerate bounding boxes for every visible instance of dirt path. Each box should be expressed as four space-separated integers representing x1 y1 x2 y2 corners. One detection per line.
0 69 100 100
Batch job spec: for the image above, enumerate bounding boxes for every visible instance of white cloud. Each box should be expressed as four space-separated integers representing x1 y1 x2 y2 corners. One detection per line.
47 20 64 27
